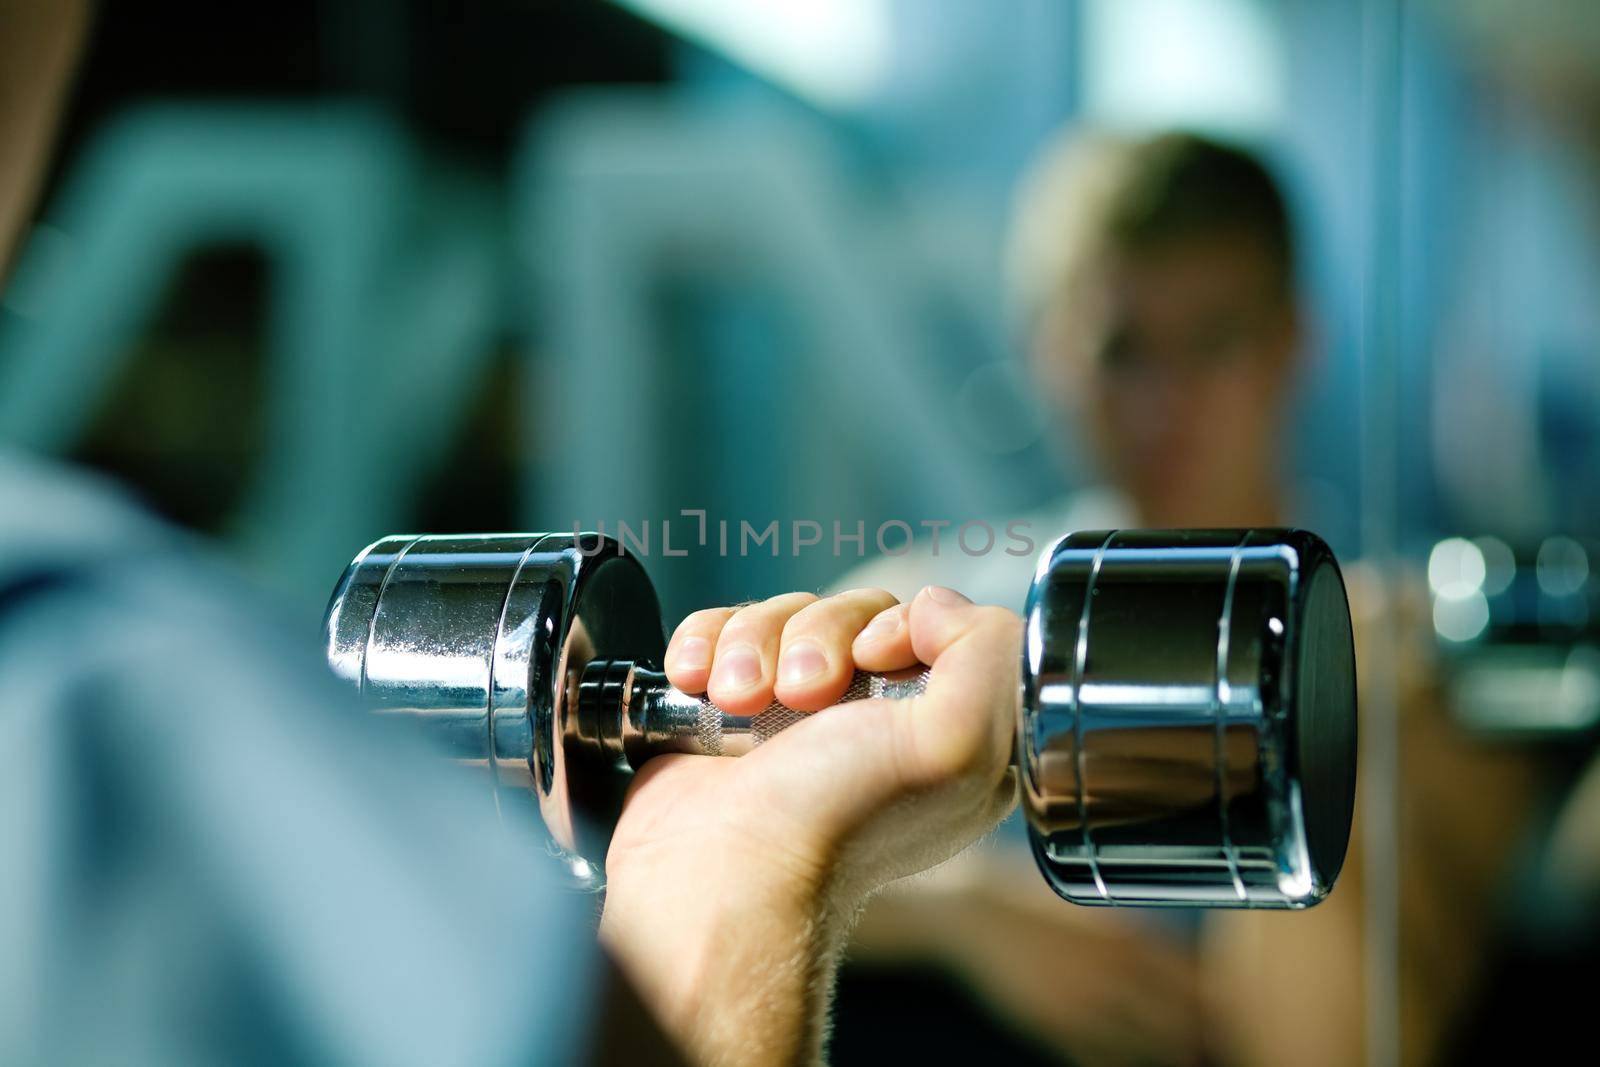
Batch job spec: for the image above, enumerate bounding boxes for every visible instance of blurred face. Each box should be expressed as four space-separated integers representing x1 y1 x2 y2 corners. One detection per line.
1034 232 1299 528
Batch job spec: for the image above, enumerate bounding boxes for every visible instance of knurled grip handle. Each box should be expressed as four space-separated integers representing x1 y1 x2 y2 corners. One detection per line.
689 668 932 756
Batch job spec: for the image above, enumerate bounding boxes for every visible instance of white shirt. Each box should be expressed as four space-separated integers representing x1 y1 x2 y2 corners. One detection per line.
830 487 1135 609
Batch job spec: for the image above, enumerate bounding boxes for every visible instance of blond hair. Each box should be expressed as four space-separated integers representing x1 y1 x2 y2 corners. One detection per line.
1005 129 1294 336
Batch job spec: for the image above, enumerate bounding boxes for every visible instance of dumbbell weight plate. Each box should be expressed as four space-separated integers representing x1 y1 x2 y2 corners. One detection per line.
1021 529 1356 907
324 532 664 880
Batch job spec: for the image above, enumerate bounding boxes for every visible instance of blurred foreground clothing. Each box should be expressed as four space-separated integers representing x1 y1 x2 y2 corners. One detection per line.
0 450 596 1066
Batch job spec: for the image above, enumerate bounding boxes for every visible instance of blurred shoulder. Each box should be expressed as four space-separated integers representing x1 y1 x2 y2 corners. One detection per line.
0 449 176 583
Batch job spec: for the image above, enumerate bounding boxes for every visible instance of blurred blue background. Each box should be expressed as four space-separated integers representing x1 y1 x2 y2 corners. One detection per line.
10 0 1594 620
6 2 1593 617
8 4 1600 1066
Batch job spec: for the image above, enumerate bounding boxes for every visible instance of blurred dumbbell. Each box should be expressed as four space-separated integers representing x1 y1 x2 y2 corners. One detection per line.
1430 534 1600 739
324 529 1357 908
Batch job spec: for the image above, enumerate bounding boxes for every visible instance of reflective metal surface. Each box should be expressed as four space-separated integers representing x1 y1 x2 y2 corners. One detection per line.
324 532 665 875
324 528 1357 907
1020 529 1357 908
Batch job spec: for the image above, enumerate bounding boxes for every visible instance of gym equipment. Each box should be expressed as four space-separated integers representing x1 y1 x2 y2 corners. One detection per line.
323 529 1357 908
1430 534 1600 738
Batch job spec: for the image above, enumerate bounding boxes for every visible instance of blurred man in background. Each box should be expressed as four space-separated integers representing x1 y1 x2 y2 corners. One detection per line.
841 132 1298 608
837 132 1301 1067
837 129 1547 1067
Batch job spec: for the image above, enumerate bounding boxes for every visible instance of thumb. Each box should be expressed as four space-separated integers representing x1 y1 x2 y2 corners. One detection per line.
900 585 1022 792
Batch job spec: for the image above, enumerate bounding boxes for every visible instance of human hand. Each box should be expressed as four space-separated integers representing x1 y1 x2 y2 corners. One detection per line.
598 585 1020 1065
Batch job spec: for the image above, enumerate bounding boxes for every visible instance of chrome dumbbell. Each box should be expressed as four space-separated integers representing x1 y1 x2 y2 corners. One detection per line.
323 529 1357 908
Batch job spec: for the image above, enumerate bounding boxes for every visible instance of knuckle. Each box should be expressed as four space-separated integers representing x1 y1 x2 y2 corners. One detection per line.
782 601 847 641
838 586 898 607
723 600 803 647
763 591 819 613
777 614 821 647
717 616 768 648
677 607 731 634
791 588 896 635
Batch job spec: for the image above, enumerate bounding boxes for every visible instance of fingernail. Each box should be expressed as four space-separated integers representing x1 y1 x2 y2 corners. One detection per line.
859 610 903 642
713 645 763 690
923 585 971 606
778 639 828 685
675 636 711 671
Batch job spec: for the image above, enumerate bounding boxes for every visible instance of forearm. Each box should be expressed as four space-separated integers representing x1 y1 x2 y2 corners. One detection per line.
600 865 851 1067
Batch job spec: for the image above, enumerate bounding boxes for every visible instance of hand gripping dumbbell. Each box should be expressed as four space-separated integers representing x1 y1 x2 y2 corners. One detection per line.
324 529 1357 908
